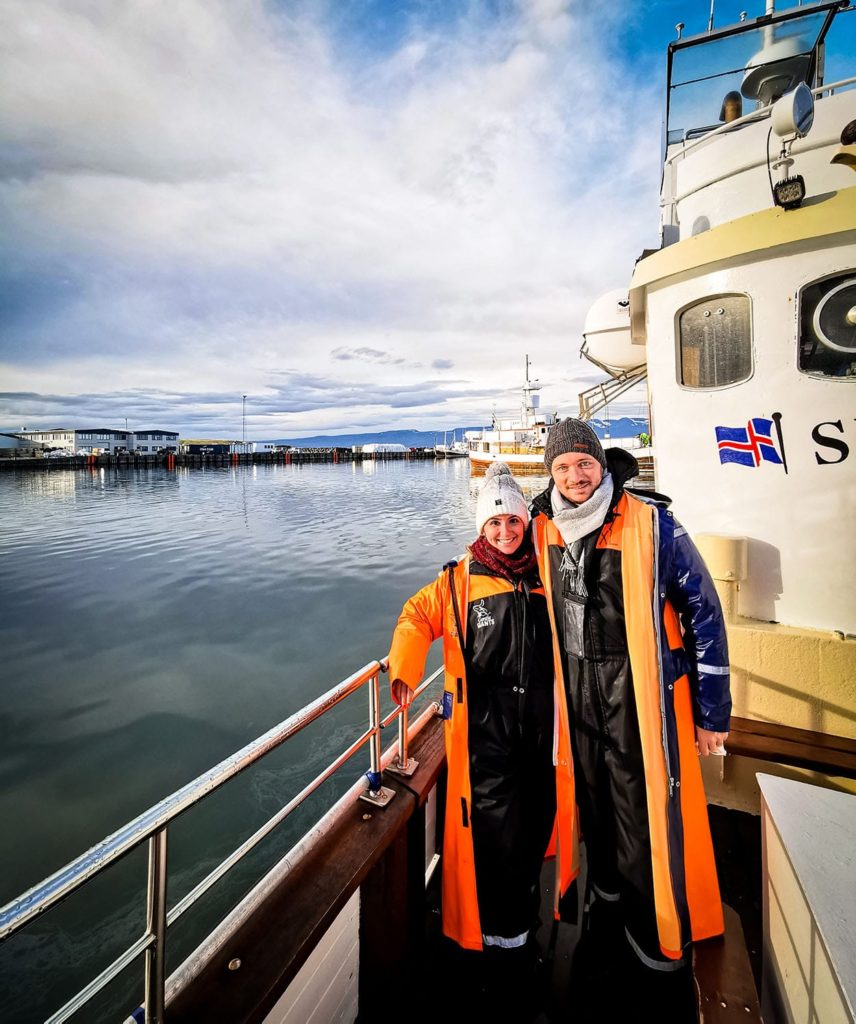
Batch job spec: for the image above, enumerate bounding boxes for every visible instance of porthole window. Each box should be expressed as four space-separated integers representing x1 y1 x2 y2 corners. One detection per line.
799 273 856 378
678 294 752 388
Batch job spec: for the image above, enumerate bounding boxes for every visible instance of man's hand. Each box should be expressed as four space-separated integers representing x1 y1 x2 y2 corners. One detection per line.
696 727 728 756
391 678 414 707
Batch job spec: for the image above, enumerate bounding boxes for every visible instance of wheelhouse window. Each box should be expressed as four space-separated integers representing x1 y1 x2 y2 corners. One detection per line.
666 7 836 145
799 273 856 378
678 295 752 388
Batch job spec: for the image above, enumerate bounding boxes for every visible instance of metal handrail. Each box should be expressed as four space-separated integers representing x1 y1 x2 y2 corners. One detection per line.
166 723 374 927
0 659 445 1024
45 931 155 1024
663 74 856 173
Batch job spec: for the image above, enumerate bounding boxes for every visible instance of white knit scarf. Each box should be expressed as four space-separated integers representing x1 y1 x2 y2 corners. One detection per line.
550 472 614 546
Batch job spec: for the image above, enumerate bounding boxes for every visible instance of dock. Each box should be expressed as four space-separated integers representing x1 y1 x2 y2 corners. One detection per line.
0 448 436 472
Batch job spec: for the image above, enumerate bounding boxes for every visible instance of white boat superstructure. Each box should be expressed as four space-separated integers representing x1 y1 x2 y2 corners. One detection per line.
651 4 855 634
465 355 560 471
584 0 856 634
580 5 856 1020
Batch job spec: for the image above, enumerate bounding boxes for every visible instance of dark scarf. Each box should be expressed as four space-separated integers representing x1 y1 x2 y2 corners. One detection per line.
470 532 538 584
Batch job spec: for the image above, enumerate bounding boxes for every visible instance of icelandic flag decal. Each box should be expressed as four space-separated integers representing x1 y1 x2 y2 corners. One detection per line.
715 417 784 468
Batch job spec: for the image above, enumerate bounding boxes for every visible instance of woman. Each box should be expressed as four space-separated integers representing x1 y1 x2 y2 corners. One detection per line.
388 463 578 976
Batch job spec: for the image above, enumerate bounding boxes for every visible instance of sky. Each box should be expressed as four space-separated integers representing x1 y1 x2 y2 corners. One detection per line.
0 0 763 439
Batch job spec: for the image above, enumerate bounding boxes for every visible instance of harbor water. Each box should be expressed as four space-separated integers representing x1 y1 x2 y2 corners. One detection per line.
0 458 549 1023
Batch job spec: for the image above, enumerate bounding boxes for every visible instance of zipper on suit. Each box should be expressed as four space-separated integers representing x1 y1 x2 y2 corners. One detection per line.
513 579 528 729
651 512 675 797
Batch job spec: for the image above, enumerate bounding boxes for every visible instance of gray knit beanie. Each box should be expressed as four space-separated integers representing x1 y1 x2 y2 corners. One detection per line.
475 462 530 534
543 418 607 472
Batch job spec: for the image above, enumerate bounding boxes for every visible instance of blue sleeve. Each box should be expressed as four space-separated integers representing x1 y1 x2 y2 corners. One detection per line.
663 511 732 733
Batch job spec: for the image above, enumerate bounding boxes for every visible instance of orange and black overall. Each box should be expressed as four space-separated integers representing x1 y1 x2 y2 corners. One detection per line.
531 464 729 967
388 552 579 951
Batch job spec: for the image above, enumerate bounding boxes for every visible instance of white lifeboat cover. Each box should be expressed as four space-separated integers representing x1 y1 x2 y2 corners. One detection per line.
582 289 643 370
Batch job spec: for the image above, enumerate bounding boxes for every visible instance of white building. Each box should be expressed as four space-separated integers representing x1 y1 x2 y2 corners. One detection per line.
16 428 179 454
131 430 179 453
231 441 281 454
16 428 77 451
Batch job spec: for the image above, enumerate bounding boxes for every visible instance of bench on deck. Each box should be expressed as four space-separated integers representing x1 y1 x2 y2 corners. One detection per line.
694 716 856 1021
726 716 856 780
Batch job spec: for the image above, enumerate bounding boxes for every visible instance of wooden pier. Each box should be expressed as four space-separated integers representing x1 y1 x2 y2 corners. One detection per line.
0 448 436 472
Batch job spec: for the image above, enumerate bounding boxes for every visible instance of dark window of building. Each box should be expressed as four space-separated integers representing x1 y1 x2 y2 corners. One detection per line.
678 294 752 388
799 273 856 378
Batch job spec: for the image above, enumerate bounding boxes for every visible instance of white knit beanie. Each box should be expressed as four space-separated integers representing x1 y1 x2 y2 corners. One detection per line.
475 462 530 534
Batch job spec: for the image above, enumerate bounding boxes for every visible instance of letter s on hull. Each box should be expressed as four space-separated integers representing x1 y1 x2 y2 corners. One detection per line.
812 420 849 465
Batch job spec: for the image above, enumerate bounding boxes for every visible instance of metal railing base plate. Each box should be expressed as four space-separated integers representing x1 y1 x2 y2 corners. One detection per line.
358 787 396 808
387 758 419 778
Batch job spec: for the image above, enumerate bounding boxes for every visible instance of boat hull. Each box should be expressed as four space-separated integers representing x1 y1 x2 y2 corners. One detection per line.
468 450 548 473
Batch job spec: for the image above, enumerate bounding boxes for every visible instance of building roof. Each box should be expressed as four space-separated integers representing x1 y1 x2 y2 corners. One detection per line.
73 428 131 435
182 438 238 445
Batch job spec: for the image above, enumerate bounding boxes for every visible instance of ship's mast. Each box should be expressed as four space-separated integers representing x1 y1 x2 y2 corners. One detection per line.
521 354 542 428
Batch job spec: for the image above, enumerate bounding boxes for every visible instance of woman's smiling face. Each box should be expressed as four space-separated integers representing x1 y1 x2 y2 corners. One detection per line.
481 514 526 554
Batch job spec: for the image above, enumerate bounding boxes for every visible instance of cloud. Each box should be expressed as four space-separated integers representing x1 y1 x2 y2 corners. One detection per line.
0 0 662 435
330 346 405 365
0 371 512 437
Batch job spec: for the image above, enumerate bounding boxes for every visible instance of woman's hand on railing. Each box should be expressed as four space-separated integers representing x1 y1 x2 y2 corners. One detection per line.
391 679 414 707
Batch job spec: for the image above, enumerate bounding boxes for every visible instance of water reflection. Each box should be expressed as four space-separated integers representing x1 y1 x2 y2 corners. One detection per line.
1 459 537 1022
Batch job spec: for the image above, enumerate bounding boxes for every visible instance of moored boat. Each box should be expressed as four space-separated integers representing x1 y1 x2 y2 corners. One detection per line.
465 355 560 473
2 3 855 1023
433 432 469 458
581 2 856 1019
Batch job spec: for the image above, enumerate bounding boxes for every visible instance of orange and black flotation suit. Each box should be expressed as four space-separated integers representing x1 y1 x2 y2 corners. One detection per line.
532 475 728 961
387 552 580 951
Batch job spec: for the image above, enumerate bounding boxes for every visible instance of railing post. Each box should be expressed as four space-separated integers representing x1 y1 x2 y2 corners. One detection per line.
380 657 417 778
358 669 395 807
144 829 168 1024
387 704 419 778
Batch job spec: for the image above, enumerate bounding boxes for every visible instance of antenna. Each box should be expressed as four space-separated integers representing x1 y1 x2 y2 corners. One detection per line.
708 0 715 31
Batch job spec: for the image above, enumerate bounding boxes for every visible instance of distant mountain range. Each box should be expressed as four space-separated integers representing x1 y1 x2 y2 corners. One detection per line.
272 428 481 449
275 417 648 448
587 416 649 439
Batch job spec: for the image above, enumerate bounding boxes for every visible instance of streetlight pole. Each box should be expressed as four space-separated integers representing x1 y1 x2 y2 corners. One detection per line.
242 394 247 450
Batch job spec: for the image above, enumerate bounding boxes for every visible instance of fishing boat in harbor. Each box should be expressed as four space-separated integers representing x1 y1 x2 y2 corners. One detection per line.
465 356 561 473
466 355 650 479
433 432 468 458
1 2 855 1022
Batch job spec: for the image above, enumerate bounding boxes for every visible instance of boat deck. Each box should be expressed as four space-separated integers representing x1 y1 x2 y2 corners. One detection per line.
405 804 761 1023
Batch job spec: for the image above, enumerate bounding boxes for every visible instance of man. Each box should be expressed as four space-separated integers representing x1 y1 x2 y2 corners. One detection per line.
530 419 730 1018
